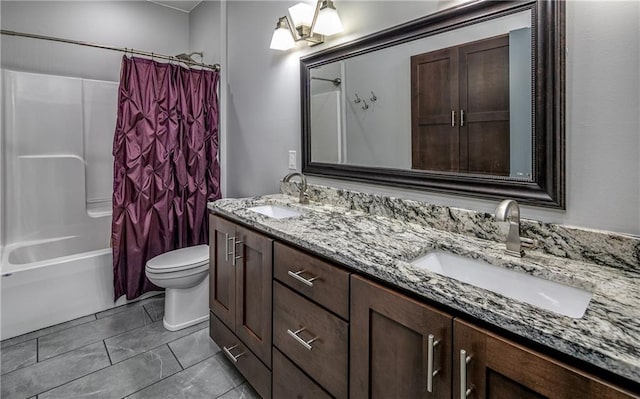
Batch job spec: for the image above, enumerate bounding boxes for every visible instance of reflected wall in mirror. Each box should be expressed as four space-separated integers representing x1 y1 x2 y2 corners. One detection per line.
302 0 565 208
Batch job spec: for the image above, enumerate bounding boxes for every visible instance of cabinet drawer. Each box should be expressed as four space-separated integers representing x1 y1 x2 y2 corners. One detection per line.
273 348 332 399
273 282 348 399
274 242 350 319
209 313 271 399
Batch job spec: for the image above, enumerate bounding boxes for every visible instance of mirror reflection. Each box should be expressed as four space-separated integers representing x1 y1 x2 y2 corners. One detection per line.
309 9 532 179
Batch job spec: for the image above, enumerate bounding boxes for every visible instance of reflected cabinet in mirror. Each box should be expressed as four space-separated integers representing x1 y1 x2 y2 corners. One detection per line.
301 0 565 208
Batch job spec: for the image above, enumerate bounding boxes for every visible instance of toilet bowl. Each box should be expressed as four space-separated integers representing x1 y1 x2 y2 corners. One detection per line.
145 245 209 331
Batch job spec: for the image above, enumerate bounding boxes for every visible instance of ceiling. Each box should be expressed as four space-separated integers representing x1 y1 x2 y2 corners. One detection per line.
148 1 203 13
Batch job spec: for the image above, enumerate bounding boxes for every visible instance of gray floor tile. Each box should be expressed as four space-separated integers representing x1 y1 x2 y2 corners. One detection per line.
39 345 181 399
1 314 96 350
168 328 220 368
126 353 244 399
142 298 165 322
38 307 152 361
1 339 37 374
95 294 164 320
105 320 208 364
0 341 109 398
217 382 260 399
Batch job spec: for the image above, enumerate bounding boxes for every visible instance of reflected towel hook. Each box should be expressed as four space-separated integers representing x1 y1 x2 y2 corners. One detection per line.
362 99 369 110
370 91 377 102
354 93 362 104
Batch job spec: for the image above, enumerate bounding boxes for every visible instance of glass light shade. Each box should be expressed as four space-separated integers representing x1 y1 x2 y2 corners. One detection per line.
288 3 315 27
270 26 295 51
313 6 343 36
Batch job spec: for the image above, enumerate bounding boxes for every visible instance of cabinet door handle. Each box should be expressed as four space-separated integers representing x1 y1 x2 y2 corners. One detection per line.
222 344 245 363
451 110 456 127
287 327 319 351
231 237 243 266
287 270 318 287
224 233 230 261
427 334 441 393
460 109 465 127
460 349 473 399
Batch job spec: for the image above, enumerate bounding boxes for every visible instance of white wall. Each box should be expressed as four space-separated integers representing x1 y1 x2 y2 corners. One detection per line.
225 1 640 235
1 1 190 82
190 1 222 66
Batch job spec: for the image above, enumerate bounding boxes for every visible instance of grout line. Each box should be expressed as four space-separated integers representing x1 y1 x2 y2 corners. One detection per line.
116 351 184 399
165 343 184 370
32 341 115 397
104 341 113 365
36 312 161 363
141 304 154 323
1 315 98 350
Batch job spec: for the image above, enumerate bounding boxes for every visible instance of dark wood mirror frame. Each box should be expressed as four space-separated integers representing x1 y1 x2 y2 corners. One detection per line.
301 0 565 209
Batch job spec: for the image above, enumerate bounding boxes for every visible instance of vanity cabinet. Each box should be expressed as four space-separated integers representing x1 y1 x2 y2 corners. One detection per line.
453 319 637 399
272 242 351 399
350 275 638 399
208 211 638 399
350 275 453 398
208 214 273 398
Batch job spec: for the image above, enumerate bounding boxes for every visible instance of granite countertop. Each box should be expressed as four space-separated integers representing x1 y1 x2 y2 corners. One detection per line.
208 193 640 384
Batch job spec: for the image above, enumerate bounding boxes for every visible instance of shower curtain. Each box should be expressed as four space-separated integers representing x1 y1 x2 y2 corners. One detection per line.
112 56 220 300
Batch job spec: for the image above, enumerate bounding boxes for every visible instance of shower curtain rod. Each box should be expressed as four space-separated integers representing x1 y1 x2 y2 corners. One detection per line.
0 29 221 72
311 76 341 86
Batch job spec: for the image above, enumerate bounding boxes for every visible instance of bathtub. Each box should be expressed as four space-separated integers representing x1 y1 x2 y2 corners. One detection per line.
1 231 115 340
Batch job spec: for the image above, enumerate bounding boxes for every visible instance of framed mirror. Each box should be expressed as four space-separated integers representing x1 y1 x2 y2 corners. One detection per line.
301 0 565 208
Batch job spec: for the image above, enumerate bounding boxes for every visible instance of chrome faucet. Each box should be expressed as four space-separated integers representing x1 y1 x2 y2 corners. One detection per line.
283 172 309 204
495 199 536 257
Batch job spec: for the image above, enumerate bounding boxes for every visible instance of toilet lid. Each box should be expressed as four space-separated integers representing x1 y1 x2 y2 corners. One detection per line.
146 245 209 273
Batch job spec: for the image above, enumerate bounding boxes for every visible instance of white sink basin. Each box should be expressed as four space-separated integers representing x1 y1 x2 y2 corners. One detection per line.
248 205 303 219
411 252 592 318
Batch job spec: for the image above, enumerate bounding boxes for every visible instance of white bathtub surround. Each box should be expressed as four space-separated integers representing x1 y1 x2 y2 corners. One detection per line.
0 69 119 339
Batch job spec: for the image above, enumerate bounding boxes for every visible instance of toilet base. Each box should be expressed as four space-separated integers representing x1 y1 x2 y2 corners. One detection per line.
163 275 209 331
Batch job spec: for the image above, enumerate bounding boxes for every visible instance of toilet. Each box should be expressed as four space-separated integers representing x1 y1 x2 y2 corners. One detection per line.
145 245 210 331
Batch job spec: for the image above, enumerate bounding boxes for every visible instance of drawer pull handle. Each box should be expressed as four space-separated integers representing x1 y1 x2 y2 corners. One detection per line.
287 327 319 351
287 270 318 287
427 334 441 393
225 233 230 261
222 344 245 363
460 349 473 398
231 237 243 266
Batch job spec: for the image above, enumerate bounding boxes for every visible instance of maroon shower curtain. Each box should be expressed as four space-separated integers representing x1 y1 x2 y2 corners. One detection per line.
112 56 220 300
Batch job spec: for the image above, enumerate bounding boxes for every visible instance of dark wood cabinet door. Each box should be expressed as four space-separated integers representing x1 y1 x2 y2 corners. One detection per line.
411 47 459 172
209 214 237 330
235 224 273 367
459 35 510 176
350 275 453 399
453 319 638 399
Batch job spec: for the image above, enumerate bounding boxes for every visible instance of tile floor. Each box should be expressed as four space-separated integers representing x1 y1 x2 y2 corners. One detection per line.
0 295 259 399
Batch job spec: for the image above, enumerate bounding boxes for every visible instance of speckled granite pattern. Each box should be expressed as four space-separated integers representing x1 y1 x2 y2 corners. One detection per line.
282 182 640 273
209 191 640 384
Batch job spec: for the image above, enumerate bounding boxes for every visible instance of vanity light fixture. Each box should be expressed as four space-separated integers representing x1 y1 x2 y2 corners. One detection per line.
269 0 343 51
